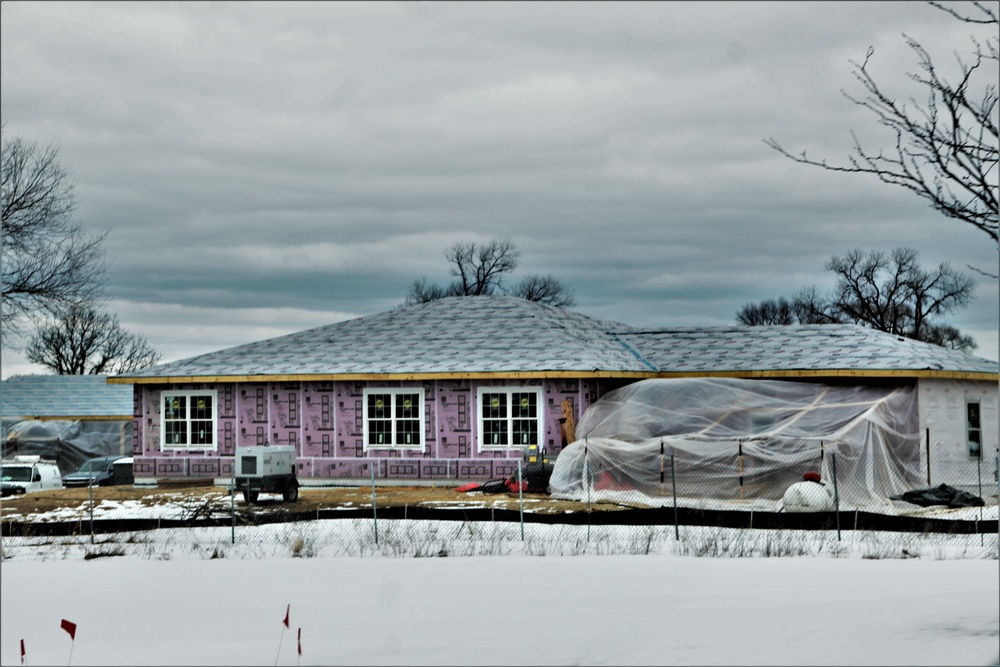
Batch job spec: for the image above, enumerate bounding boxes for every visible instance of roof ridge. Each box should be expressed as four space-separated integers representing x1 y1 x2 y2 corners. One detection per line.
110 296 998 380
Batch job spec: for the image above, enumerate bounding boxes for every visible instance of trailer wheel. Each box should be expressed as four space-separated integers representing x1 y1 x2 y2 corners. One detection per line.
283 483 299 503
243 489 259 504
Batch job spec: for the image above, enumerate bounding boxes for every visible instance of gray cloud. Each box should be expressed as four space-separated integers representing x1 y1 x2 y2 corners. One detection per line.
2 1 996 376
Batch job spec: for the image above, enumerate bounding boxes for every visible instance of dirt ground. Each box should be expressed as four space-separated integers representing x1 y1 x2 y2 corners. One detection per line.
0 482 619 519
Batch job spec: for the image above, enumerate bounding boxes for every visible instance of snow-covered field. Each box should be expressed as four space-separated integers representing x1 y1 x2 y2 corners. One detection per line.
1 519 998 666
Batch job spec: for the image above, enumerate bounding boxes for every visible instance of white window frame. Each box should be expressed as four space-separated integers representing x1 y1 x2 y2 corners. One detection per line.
160 390 218 451
362 388 425 450
966 400 982 459
477 386 543 451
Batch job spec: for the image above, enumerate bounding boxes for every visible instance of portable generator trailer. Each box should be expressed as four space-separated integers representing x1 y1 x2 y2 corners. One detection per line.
233 445 299 504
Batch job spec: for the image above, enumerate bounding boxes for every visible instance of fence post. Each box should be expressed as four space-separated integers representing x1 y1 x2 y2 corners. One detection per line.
660 440 665 496
585 441 591 543
88 478 95 545
670 453 679 541
230 458 236 545
977 453 983 546
925 428 931 485
370 461 379 547
831 453 841 542
738 440 744 499
518 458 525 542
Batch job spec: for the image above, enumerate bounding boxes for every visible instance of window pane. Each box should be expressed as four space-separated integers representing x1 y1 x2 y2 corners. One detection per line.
191 421 213 445
967 403 981 429
368 394 391 419
369 419 392 445
968 402 982 458
483 393 507 418
192 396 213 420
969 429 982 457
165 420 187 445
164 395 187 419
396 419 421 445
512 392 536 418
512 418 537 445
396 394 419 419
483 419 508 445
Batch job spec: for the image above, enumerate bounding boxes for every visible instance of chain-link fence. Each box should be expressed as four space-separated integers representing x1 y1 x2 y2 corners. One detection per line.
2 446 997 562
553 441 997 541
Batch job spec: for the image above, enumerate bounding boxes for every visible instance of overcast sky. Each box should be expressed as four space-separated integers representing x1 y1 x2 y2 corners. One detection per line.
2 1 998 379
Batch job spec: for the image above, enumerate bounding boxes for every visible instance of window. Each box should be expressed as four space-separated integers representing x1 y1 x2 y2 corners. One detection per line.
478 387 542 450
967 401 982 458
363 388 424 450
162 391 217 450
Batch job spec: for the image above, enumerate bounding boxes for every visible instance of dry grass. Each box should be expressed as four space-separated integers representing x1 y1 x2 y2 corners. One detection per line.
0 484 616 518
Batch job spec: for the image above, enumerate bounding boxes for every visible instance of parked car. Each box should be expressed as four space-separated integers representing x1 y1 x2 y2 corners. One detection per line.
1 456 63 496
62 455 131 488
109 457 134 486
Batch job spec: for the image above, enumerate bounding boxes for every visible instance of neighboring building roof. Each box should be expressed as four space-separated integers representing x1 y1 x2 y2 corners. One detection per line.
1 375 134 419
110 296 999 383
617 325 1000 377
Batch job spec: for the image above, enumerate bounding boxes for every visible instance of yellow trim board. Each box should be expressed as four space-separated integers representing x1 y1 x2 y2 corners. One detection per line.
3 415 133 421
107 368 999 384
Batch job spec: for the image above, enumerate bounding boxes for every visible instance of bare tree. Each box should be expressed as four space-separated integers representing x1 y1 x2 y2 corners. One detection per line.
405 277 454 304
25 304 161 375
736 297 796 325
828 248 974 341
789 286 846 325
764 1 999 242
445 239 520 296
919 322 977 350
737 289 845 326
405 238 576 307
737 248 977 351
508 273 576 308
2 127 108 340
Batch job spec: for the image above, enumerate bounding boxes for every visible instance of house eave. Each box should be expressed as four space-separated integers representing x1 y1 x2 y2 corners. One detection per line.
106 368 1000 384
2 414 133 421
651 369 999 381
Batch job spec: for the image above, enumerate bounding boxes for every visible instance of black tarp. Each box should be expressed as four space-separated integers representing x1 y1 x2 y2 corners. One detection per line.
2 418 132 476
890 484 985 508
517 461 554 493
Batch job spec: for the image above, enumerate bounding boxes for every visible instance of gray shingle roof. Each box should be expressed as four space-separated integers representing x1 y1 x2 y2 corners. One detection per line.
116 296 998 380
123 296 644 378
616 325 999 375
1 375 134 418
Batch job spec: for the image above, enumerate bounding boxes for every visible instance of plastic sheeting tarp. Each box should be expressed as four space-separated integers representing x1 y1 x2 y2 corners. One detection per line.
2 418 132 476
890 484 985 508
549 378 923 508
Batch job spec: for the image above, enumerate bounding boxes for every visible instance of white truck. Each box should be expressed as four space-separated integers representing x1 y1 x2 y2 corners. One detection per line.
1 456 63 496
233 445 299 504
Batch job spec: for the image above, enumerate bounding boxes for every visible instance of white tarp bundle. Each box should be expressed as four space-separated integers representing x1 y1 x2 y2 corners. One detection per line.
549 378 923 509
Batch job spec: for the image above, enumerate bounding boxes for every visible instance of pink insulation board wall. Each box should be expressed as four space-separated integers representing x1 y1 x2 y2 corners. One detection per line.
131 378 601 481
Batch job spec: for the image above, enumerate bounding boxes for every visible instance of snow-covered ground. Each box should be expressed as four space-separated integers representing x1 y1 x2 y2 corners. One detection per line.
1 519 998 666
